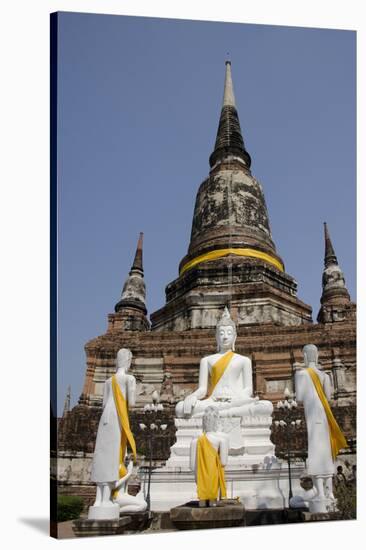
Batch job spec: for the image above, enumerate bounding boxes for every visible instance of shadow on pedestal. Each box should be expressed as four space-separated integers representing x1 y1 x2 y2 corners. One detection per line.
245 508 308 526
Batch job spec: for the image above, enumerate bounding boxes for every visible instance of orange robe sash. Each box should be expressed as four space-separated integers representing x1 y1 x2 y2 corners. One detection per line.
111 375 137 496
196 433 227 501
307 367 348 460
208 351 235 397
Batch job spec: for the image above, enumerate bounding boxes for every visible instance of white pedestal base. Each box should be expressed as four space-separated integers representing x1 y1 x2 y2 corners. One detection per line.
87 503 120 520
166 415 275 470
146 415 305 511
308 497 336 514
146 461 305 511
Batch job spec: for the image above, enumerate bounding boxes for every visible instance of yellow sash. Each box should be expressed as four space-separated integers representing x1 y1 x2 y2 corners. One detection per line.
111 375 137 496
208 351 235 396
307 367 348 460
196 433 227 501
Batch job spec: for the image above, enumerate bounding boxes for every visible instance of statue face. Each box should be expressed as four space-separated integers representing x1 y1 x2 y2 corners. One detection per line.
217 324 236 351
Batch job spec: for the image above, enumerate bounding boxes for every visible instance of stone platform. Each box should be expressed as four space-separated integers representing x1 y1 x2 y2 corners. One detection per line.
148 414 305 511
166 416 275 469
170 499 245 530
72 510 153 537
148 460 304 511
72 516 131 537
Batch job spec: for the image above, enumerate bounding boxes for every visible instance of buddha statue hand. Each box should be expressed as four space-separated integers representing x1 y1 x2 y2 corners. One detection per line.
183 393 198 415
249 398 273 416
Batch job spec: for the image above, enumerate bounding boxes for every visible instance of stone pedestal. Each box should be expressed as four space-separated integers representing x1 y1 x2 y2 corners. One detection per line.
120 511 152 532
170 499 245 530
87 503 120 520
72 517 131 537
303 511 343 522
148 414 292 511
166 415 275 469
148 460 304 511
308 497 336 514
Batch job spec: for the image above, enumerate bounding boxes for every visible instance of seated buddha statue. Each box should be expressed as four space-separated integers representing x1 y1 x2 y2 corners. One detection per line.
175 307 273 419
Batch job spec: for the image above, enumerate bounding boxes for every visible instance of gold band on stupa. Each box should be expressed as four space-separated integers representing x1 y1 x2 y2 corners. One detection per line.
180 247 285 276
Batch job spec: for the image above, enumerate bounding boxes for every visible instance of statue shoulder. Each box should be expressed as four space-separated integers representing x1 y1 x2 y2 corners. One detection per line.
233 353 251 365
201 353 216 363
295 367 307 377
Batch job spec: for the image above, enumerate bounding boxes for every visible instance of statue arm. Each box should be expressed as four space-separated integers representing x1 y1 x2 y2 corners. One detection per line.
195 357 209 398
102 379 110 409
127 375 136 407
114 460 134 492
294 370 303 402
323 373 332 401
241 358 253 398
190 438 197 480
219 436 229 467
183 358 209 415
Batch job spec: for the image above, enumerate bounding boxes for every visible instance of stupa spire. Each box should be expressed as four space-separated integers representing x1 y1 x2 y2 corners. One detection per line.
222 60 236 107
114 233 149 331
150 60 313 331
131 232 144 274
323 222 338 268
62 385 71 417
317 222 354 323
209 60 251 169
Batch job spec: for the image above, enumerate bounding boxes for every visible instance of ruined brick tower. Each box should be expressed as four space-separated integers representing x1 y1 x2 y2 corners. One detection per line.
57 61 356 500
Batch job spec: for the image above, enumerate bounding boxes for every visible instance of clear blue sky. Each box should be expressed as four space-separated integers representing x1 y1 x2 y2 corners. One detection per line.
57 12 356 415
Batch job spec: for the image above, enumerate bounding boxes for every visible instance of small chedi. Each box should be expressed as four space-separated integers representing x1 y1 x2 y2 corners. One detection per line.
294 344 348 513
88 348 146 520
190 407 228 507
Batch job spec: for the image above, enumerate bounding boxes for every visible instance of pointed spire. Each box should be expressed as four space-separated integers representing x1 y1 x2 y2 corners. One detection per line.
209 61 251 169
131 232 143 274
114 233 149 331
317 222 354 323
222 61 236 107
63 385 71 417
324 222 338 267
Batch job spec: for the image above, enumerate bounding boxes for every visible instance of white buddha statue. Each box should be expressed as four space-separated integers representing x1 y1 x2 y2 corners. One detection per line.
175 307 273 419
295 344 348 511
88 348 137 520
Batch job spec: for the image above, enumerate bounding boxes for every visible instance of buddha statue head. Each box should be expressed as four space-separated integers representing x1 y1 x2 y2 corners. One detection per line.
116 348 132 371
202 406 220 433
216 307 237 352
303 344 319 367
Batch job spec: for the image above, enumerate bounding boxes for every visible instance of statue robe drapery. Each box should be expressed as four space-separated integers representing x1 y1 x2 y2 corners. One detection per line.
307 367 348 460
295 366 348 476
207 351 235 396
91 375 136 484
196 433 227 501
